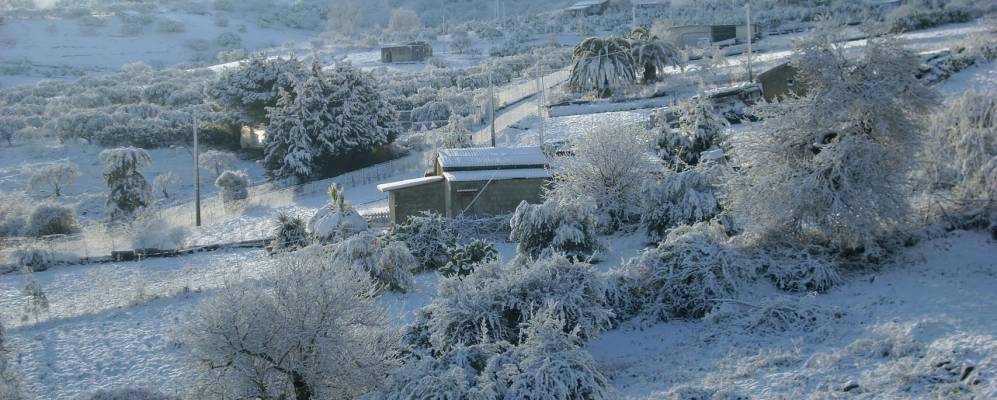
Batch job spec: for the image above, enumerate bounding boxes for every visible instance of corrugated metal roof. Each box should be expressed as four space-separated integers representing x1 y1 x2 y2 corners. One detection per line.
437 147 547 170
377 176 443 192
443 168 551 182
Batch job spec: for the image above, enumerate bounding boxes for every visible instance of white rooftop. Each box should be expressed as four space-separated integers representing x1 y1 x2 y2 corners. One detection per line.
377 176 443 192
443 168 551 182
567 0 609 9
437 146 547 170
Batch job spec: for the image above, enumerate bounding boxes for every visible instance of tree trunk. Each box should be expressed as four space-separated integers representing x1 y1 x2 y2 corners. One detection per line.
644 62 656 82
291 371 311 400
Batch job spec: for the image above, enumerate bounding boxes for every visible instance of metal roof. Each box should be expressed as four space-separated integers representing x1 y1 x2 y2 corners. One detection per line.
377 176 443 192
442 168 551 182
437 146 547 171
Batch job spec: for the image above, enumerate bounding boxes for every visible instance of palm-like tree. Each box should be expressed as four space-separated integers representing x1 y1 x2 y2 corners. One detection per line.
627 27 683 83
568 37 636 97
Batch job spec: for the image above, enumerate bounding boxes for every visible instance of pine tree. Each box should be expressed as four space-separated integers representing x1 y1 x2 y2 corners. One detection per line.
99 147 152 221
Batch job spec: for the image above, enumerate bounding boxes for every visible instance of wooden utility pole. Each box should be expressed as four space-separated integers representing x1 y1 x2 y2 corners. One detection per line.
746 3 754 81
536 60 544 147
488 72 496 147
193 117 201 227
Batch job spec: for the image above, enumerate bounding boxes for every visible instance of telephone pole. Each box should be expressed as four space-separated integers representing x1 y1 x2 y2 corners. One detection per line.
536 59 544 147
193 117 201 227
746 3 754 81
488 72 496 147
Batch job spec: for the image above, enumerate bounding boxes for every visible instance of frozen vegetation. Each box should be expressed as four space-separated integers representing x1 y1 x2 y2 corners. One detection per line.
0 1 996 399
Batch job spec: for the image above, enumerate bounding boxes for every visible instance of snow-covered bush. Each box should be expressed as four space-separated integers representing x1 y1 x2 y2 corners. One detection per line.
608 222 749 321
152 172 179 200
21 266 49 322
641 164 723 241
88 388 176 400
548 123 656 232
411 101 451 125
0 116 25 146
27 162 80 198
726 32 936 253
214 32 243 50
155 18 186 34
309 184 368 243
440 114 472 149
0 193 30 237
199 150 239 177
389 212 457 271
887 1 973 33
419 253 613 351
760 244 843 293
440 240 498 278
184 248 396 400
24 203 79 237
130 216 189 250
12 247 53 272
100 147 152 221
271 212 308 252
214 170 249 203
509 199 600 262
706 296 835 337
657 94 729 169
264 62 400 180
330 232 417 292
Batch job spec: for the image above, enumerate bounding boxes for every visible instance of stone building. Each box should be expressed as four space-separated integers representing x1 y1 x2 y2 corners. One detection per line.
377 147 549 224
565 0 611 17
380 41 433 63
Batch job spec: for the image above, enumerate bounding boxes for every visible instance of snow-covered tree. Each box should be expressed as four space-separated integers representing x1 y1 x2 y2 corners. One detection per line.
264 62 400 180
100 147 152 221
726 32 936 253
152 172 179 200
184 248 396 400
450 29 473 54
925 89 997 210
641 164 724 240
0 116 26 146
509 199 600 262
214 170 249 203
28 162 80 197
547 123 657 232
0 193 29 237
440 114 472 149
272 213 308 252
209 53 308 122
568 37 636 97
308 184 368 243
627 27 682 83
200 150 239 178
330 232 417 292
657 94 729 169
21 265 50 322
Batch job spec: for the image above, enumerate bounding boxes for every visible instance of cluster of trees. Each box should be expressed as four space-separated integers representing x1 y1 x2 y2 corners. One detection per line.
568 27 682 97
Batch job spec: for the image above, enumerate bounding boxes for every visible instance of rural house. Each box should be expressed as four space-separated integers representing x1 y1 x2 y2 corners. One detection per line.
665 24 762 49
565 0 611 17
380 41 433 63
377 147 550 224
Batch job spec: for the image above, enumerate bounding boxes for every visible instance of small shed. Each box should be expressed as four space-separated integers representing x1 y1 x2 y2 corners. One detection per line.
666 24 761 49
240 125 266 149
566 0 611 17
377 147 550 224
756 62 805 102
380 41 433 63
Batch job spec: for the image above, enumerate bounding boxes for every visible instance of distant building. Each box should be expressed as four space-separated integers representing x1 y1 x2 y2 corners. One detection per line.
380 41 433 63
377 147 550 224
756 62 806 102
240 125 266 149
634 0 670 11
566 0 611 17
665 24 762 49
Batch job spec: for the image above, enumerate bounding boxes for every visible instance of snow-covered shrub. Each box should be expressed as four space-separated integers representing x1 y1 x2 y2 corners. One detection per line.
726 32 936 253
309 184 368 243
152 172 179 200
330 232 417 292
214 170 249 203
271 212 308 252
214 32 243 50
389 212 457 271
199 150 239 177
371 341 504 400
0 116 26 145
547 123 656 232
609 222 748 321
264 62 400 180
155 18 186 34
440 114 472 149
100 147 152 221
12 247 53 272
657 94 729 169
420 253 613 351
0 193 29 237
706 296 835 337
184 248 396 400
88 388 176 400
641 164 723 241
27 162 80 198
440 240 498 278
887 1 973 33
130 217 189 250
509 199 600 262
760 244 843 293
411 100 451 125
20 266 49 322
24 203 79 237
